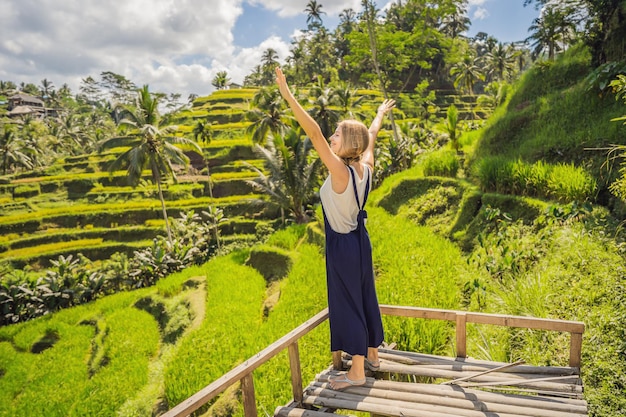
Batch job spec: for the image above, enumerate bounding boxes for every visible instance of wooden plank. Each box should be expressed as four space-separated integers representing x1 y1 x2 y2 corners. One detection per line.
288 342 303 405
241 373 257 417
162 308 329 417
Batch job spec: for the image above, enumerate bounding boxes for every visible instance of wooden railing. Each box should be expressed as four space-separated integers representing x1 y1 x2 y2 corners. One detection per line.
162 305 585 417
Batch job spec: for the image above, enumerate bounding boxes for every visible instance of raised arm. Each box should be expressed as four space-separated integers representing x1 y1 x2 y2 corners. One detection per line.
362 99 396 169
275 67 347 183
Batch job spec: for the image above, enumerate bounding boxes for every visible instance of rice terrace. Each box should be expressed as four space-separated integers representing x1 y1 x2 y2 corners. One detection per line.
1 0 626 416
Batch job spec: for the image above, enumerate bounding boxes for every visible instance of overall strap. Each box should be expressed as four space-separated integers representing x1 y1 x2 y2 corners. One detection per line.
348 165 370 210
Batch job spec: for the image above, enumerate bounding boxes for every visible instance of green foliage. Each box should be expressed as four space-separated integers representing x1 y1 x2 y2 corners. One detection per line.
422 148 459 177
474 157 597 202
245 245 293 284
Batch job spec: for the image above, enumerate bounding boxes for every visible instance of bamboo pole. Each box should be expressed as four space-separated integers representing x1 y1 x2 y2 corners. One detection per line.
441 359 526 385
313 374 588 412
378 349 578 375
307 384 587 417
274 406 347 417
372 362 582 393
456 374 582 389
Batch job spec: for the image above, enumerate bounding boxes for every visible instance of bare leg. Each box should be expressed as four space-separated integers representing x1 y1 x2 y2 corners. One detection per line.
329 355 366 390
367 347 379 364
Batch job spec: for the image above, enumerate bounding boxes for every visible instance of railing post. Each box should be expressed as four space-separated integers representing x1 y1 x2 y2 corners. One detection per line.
456 312 467 358
569 332 583 368
241 373 257 417
332 351 343 370
288 342 303 405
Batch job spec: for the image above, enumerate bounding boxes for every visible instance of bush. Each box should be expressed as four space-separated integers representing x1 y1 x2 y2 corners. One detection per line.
547 163 597 202
245 245 292 284
13 184 40 199
422 149 459 177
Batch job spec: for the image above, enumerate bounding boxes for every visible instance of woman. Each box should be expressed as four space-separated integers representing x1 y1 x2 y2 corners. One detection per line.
275 67 395 391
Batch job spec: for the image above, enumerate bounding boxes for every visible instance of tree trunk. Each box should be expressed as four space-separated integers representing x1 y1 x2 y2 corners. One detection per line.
151 161 172 244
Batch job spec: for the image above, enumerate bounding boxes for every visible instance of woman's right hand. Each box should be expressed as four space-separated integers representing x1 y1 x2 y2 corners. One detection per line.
275 67 292 100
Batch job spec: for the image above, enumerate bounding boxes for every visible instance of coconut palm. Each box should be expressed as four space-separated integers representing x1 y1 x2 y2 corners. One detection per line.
526 5 577 60
440 2 470 38
483 42 517 82
333 82 367 119
246 126 322 224
99 85 202 243
193 120 215 198
260 48 280 85
0 126 32 175
304 0 326 30
246 87 292 144
211 71 231 90
307 78 341 139
450 54 485 95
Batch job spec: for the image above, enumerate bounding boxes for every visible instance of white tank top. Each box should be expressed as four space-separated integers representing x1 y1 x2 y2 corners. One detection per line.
319 164 371 234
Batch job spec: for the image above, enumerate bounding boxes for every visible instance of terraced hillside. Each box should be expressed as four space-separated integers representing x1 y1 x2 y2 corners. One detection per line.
0 89 277 270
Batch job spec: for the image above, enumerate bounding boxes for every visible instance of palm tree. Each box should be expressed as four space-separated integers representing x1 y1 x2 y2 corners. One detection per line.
526 5 576 60
192 120 214 198
304 0 326 30
99 85 202 243
211 71 231 90
442 104 461 153
40 79 55 103
246 87 292 144
450 54 485 95
261 48 280 85
0 126 32 175
483 43 517 82
333 82 366 119
308 78 341 139
246 126 322 224
440 2 470 38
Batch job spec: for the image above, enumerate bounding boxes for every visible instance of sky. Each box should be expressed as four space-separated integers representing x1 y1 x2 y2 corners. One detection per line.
0 0 540 100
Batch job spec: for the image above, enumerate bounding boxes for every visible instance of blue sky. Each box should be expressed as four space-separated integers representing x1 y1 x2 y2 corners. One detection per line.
0 0 541 98
234 1 541 48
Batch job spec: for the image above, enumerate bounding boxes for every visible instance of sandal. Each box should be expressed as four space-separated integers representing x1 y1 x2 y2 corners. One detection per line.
365 358 380 371
328 373 366 391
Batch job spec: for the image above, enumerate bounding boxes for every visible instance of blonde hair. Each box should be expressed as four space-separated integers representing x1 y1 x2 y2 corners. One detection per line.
337 120 369 165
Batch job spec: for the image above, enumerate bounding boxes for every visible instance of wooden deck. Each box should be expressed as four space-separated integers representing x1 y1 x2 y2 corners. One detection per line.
276 349 587 417
162 305 587 417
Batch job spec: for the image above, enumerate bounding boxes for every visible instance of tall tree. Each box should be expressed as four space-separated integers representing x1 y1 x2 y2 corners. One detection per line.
192 120 215 198
304 0 326 30
246 126 322 224
526 4 577 60
99 85 202 243
211 71 231 90
450 54 485 95
483 42 517 82
246 87 292 144
0 126 32 175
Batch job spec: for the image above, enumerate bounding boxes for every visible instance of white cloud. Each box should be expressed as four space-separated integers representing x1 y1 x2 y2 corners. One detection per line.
0 0 303 99
472 7 490 20
249 0 362 17
468 0 488 6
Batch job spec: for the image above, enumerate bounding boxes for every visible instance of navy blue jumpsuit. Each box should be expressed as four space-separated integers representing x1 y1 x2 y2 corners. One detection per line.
323 166 384 356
